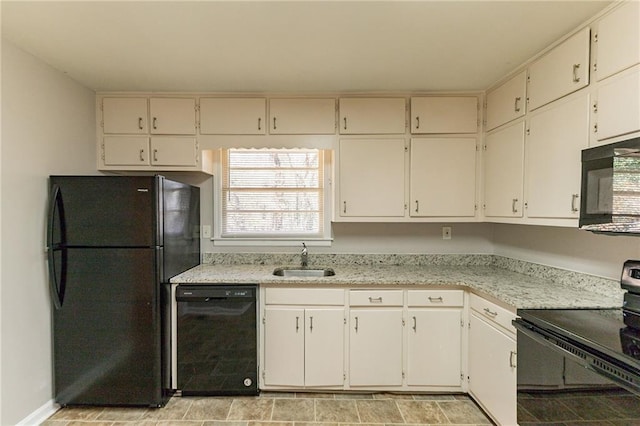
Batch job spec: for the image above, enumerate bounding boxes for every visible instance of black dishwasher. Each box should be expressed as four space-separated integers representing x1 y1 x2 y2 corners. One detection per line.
176 285 258 396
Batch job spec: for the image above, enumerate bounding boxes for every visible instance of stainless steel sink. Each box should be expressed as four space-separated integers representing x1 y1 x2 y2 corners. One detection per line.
272 267 335 277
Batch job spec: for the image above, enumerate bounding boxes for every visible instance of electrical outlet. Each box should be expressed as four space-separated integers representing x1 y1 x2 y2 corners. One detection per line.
202 225 212 239
442 226 452 240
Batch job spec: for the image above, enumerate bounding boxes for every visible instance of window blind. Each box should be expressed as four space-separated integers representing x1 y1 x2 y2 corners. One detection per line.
221 148 324 237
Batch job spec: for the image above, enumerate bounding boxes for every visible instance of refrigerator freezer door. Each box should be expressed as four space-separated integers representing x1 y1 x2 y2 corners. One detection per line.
53 248 163 406
49 176 158 247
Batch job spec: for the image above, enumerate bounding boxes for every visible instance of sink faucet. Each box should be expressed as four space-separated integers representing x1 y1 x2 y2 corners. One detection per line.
301 242 308 267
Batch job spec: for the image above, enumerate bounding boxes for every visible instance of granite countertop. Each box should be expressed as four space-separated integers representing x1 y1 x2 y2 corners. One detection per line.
171 260 623 311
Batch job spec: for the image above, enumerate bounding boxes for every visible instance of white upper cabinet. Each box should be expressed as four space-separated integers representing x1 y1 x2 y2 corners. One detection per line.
528 27 591 111
102 97 148 134
338 138 405 218
269 98 336 134
103 136 150 165
483 122 525 218
149 97 196 135
595 1 640 81
594 66 640 142
199 98 266 135
485 71 527 131
410 96 478 134
150 137 197 166
339 98 406 134
526 93 589 219
410 138 476 217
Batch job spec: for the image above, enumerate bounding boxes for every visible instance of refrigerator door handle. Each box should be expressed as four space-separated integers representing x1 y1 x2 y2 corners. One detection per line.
47 184 67 309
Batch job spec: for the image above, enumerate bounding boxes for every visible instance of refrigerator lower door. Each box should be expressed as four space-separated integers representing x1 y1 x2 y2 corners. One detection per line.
53 248 166 407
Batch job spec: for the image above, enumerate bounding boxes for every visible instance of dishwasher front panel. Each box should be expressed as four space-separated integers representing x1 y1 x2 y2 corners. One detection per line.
176 285 258 396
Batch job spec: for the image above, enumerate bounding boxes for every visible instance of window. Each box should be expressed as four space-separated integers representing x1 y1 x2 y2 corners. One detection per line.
219 148 329 241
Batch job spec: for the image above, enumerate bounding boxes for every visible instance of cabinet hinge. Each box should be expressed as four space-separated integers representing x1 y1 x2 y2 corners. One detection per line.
461 319 465 327
482 203 486 210
402 319 405 326
526 128 531 136
404 203 408 211
474 204 478 211
262 370 266 379
195 103 200 112
594 123 598 133
343 373 347 381
404 146 409 153
593 62 598 73
593 101 598 113
527 75 531 83
344 317 347 325
460 373 464 382
593 32 598 43
262 317 266 325
100 120 104 129
402 371 405 379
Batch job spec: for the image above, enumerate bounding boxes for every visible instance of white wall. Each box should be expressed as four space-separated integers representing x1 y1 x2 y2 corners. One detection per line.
1 40 96 425
493 223 640 280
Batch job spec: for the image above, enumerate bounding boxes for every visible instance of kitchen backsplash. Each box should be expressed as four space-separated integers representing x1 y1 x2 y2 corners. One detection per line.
202 252 619 298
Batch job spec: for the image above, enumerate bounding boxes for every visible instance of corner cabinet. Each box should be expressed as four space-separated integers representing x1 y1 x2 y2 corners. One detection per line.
98 96 212 174
485 71 527 131
468 294 517 426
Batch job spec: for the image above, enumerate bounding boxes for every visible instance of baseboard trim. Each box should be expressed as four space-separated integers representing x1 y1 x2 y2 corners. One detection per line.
16 399 59 426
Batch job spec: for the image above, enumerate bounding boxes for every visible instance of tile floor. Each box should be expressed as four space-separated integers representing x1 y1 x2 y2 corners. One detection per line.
42 392 494 425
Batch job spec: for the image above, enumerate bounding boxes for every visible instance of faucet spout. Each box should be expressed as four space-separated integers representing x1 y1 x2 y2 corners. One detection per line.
301 242 308 267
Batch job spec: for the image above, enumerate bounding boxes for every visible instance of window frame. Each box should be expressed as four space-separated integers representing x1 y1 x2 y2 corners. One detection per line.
212 148 333 246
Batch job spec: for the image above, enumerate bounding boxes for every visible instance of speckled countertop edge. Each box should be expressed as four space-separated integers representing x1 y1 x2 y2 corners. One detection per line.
171 253 623 311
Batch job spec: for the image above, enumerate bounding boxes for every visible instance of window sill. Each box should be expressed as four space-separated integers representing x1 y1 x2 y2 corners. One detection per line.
211 238 333 247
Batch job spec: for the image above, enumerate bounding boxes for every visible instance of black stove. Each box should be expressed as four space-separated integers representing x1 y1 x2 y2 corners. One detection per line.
516 308 640 395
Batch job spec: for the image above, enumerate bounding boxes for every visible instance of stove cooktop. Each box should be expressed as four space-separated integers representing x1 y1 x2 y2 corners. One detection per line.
517 309 640 369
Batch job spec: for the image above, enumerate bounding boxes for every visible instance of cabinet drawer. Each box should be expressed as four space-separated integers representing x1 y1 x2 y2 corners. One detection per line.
265 288 344 306
407 290 463 307
470 294 516 335
349 290 403 306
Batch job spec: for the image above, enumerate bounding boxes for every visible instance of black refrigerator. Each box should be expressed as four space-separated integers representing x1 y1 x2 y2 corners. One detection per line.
47 175 200 407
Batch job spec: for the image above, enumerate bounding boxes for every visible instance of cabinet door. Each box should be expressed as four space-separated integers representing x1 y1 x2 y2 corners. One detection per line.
468 312 517 426
407 309 462 387
264 307 305 387
410 138 476 217
484 122 525 217
349 309 403 386
270 98 336 134
596 66 640 142
339 139 405 217
305 308 344 387
486 71 527 131
150 137 197 167
103 136 150 166
149 98 196 135
199 98 266 135
528 27 590 111
410 97 477 134
526 94 589 219
339 98 406 134
102 98 148 134
595 1 640 81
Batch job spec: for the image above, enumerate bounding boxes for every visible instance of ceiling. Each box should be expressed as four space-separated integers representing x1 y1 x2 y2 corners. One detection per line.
1 1 613 93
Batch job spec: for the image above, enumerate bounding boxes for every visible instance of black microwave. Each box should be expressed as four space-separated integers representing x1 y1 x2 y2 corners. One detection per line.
580 137 640 235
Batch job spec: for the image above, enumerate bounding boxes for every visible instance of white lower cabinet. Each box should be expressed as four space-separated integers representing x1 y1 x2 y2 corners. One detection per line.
263 306 345 388
349 308 404 386
407 309 462 387
468 296 517 426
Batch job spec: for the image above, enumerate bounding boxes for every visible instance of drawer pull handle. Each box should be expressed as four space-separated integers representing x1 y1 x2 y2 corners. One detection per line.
514 97 521 112
510 351 517 368
153 149 158 162
416 116 420 129
571 194 579 213
309 316 313 332
512 198 518 213
152 117 158 130
273 117 277 130
412 316 417 332
428 296 443 303
368 297 383 303
295 316 299 332
138 117 144 130
139 149 145 162
258 117 262 131
343 116 348 130
354 316 359 333
483 308 498 318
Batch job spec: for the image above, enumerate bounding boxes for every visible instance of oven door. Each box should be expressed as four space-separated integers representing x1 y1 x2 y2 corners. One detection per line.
514 319 640 423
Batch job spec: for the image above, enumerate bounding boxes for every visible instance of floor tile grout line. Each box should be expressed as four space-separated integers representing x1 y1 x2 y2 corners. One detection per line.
394 399 407 424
